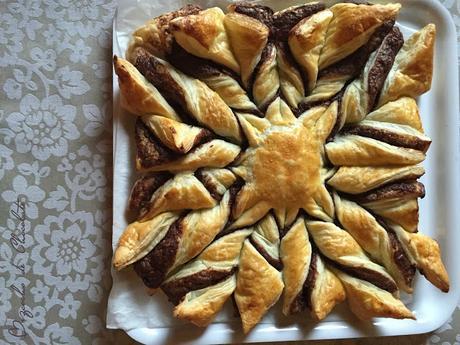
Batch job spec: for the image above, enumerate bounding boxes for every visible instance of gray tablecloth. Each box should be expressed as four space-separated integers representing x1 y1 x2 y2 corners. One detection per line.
0 1 458 344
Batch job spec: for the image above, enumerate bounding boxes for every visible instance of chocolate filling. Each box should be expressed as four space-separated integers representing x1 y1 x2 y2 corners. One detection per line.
351 180 425 203
214 178 245 238
249 237 283 271
318 20 395 80
342 124 431 151
272 3 326 41
167 40 240 82
135 119 178 169
377 218 416 288
129 172 171 215
289 251 318 314
133 217 185 289
231 2 274 27
134 49 187 107
161 267 236 305
366 27 404 110
195 169 223 201
331 260 398 293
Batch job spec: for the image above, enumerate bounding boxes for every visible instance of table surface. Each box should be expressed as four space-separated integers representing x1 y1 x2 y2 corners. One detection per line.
0 1 458 344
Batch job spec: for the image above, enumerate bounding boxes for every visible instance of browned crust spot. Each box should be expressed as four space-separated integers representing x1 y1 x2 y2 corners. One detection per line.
135 119 179 170
133 217 185 289
161 267 236 305
341 124 431 151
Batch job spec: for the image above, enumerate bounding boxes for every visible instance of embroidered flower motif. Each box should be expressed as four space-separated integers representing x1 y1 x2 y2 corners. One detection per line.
6 94 79 161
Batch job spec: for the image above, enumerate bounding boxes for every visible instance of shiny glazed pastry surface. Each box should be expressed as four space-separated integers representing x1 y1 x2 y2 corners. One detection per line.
113 1 448 333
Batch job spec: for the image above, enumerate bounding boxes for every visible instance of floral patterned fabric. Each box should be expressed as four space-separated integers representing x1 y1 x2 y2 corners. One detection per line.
0 1 458 344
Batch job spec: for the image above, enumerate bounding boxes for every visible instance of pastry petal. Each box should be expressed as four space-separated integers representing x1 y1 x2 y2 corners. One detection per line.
318 3 401 69
141 115 211 154
114 56 180 120
113 212 179 270
170 7 240 73
333 271 414 320
328 165 425 194
326 135 426 166
235 240 284 333
378 24 436 107
140 173 217 221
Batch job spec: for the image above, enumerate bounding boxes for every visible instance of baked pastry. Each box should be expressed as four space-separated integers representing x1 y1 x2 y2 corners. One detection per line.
113 1 448 333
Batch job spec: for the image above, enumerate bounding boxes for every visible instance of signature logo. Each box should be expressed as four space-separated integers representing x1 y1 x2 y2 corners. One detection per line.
7 197 32 338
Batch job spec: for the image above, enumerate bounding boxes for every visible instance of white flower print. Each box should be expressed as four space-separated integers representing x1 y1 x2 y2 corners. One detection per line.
69 38 92 63
30 279 50 304
32 211 107 293
42 23 62 46
7 0 43 40
0 277 12 325
6 94 79 160
1 175 45 219
58 293 81 320
44 0 110 39
0 144 14 180
43 323 81 345
24 306 47 330
44 223 96 275
54 66 90 99
0 12 25 59
3 78 22 100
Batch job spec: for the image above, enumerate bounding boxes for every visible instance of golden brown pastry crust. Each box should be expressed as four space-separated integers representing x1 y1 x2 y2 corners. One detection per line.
113 2 445 331
173 275 236 327
125 4 202 60
289 10 333 92
224 12 269 87
328 165 425 194
280 217 311 315
310 257 345 320
113 56 180 120
333 193 415 293
170 7 240 73
141 115 210 154
140 173 217 221
392 224 449 292
235 240 284 333
113 212 179 270
318 3 401 69
334 270 414 320
378 24 436 107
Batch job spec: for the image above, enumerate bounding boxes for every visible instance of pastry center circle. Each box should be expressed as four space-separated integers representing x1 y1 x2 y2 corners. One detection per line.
251 123 321 209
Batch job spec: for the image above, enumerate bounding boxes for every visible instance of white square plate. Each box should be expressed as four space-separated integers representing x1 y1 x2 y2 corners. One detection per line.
110 1 460 343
